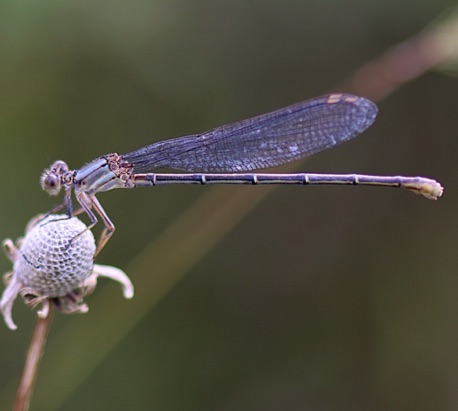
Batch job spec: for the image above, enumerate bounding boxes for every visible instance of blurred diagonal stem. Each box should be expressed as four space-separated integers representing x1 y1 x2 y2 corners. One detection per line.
340 7 458 99
4 7 458 411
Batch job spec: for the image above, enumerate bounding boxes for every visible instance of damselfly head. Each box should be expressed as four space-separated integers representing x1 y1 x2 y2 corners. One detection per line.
40 160 69 196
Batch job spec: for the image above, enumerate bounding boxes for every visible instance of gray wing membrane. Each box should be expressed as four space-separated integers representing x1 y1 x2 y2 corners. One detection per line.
122 94 377 173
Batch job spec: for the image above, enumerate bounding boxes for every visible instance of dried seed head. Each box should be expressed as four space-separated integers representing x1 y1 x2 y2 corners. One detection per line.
1 214 134 330
15 215 96 296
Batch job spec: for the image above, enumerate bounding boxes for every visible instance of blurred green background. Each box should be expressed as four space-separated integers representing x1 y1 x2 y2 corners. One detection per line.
1 0 458 410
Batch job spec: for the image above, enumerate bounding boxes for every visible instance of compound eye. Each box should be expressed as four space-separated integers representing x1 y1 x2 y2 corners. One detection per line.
42 173 61 195
54 160 69 174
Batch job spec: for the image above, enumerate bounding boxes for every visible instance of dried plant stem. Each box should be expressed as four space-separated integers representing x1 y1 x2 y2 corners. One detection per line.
13 305 54 411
